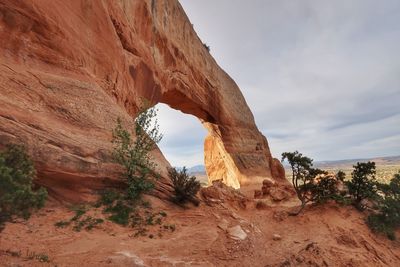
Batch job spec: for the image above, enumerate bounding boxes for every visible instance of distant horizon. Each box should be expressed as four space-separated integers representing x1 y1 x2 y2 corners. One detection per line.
174 154 400 169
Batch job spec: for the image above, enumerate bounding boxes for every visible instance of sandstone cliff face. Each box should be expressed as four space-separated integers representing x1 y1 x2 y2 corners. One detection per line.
0 0 284 200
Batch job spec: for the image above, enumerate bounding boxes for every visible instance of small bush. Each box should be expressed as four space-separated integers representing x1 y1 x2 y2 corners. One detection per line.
367 172 400 239
36 253 49 263
98 101 181 234
73 216 104 232
70 205 87 221
168 167 200 206
331 194 352 205
311 174 339 204
105 200 133 226
54 205 103 232
54 220 70 228
112 102 162 202
163 223 175 232
347 161 378 206
97 189 121 206
367 210 397 240
0 144 47 230
26 251 50 262
95 190 168 232
145 212 155 225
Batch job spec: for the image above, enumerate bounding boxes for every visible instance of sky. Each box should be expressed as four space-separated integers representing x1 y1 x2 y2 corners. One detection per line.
156 0 400 167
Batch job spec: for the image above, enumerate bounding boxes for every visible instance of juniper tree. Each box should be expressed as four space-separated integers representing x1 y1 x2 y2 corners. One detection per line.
336 170 346 182
367 171 400 239
347 161 377 205
0 144 47 230
282 151 339 215
282 151 320 214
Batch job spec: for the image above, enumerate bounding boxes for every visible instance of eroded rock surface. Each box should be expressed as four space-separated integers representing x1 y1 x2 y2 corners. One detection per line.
0 0 284 200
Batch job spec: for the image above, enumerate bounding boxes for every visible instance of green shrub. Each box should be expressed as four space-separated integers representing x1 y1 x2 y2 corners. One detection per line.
36 253 49 262
54 205 103 231
282 151 344 214
346 161 378 206
73 216 104 232
0 144 47 230
109 103 163 227
163 223 176 232
311 174 339 203
70 205 87 221
145 212 155 225
367 172 400 239
126 168 155 201
96 189 121 207
367 214 396 240
100 102 175 233
105 200 132 226
168 167 200 206
112 102 162 202
54 220 70 228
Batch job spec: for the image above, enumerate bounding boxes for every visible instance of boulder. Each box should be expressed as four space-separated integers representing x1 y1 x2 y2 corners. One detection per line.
270 188 291 202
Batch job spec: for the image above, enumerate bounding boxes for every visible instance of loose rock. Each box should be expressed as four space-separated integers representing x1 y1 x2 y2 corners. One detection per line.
227 225 247 241
273 234 282 241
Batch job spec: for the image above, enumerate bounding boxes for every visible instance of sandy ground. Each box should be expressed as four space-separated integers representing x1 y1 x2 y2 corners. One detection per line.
1 189 400 267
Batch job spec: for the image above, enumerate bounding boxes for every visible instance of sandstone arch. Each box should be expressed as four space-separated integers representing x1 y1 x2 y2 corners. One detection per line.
0 0 284 201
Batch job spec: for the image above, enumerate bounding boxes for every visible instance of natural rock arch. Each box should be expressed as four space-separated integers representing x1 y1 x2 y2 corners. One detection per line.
0 0 284 201
160 88 276 189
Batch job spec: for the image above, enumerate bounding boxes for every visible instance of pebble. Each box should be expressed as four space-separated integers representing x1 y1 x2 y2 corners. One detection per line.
272 234 282 241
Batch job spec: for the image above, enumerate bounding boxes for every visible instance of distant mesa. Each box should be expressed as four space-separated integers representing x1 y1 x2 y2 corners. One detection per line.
313 155 400 169
175 165 206 175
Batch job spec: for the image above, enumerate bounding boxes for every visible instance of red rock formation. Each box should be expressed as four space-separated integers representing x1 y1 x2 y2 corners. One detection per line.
0 0 284 200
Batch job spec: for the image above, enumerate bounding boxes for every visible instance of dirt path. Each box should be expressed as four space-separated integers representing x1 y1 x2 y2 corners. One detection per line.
1 192 400 266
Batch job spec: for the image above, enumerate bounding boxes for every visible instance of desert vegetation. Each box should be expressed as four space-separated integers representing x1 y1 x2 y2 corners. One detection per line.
112 103 163 202
0 144 47 231
283 150 400 239
2 249 49 263
281 151 342 215
168 167 201 206
54 205 104 232
287 162 400 184
346 161 378 208
367 171 400 240
96 103 168 233
52 102 201 236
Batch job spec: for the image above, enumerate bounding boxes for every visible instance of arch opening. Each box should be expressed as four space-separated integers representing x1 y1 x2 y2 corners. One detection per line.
156 103 209 186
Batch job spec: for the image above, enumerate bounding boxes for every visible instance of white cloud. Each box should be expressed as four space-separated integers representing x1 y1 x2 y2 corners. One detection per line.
156 103 207 167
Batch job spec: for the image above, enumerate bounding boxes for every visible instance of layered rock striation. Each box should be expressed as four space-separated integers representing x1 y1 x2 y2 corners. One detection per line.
0 0 284 200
